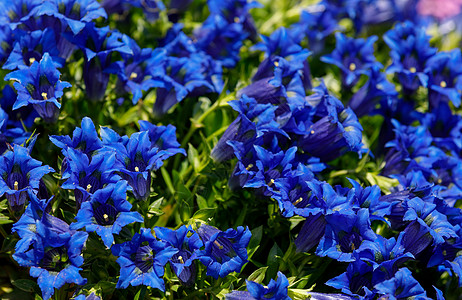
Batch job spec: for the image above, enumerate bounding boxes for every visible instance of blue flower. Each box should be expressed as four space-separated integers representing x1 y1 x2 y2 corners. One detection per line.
124 0 165 21
384 21 437 93
147 29 223 116
289 9 338 54
425 49 462 108
196 224 251 279
348 65 398 118
66 23 132 101
403 197 457 245
251 27 311 86
0 0 43 30
321 32 381 89
5 52 71 122
154 225 203 286
35 0 107 35
106 35 164 105
374 268 427 300
247 271 291 300
101 129 180 201
3 28 63 70
111 228 177 290
316 209 377 262
50 117 104 159
138 121 186 159
0 107 31 155
0 144 54 212
294 212 327 252
60 148 120 207
70 181 143 248
297 82 364 161
12 203 88 300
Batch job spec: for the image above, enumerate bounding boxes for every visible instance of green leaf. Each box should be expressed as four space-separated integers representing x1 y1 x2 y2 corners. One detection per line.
148 198 165 216
0 213 13 225
247 226 262 259
161 168 175 195
12 279 39 293
0 199 9 210
191 208 215 222
247 266 268 283
288 289 310 300
134 286 147 300
196 194 208 210
187 143 200 172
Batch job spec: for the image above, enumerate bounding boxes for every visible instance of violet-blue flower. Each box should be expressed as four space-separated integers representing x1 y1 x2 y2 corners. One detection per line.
111 228 177 290
5 52 71 122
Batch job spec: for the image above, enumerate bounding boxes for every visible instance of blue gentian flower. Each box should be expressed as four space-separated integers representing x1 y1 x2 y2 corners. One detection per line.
50 116 104 159
74 292 101 300
316 209 377 262
403 197 457 245
326 254 375 298
138 121 186 158
0 107 31 155
3 28 63 70
348 65 398 118
196 224 251 279
0 24 13 62
0 85 38 129
359 235 414 283
290 9 338 54
61 148 120 207
0 144 54 212
399 220 433 257
0 0 43 30
294 212 327 252
246 271 291 300
111 228 178 290
384 21 437 93
251 27 311 87
66 23 133 101
70 181 143 248
125 0 165 21
321 32 381 89
5 52 71 122
12 204 88 300
101 128 181 201
425 49 462 108
154 225 203 286
147 29 223 116
106 36 164 104
35 0 107 35
374 268 427 300
297 82 364 161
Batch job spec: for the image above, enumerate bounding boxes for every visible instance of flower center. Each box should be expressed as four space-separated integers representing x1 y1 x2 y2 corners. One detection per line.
14 181 19 191
86 184 92 192
440 81 447 88
130 72 138 80
41 92 48 100
135 166 140 172
29 57 36 64
409 67 417 73
349 63 356 71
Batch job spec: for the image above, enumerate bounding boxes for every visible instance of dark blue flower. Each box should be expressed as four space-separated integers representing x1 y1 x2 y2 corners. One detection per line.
294 212 327 252
5 52 71 122
154 225 203 286
125 0 165 21
0 0 43 30
138 121 186 159
297 82 364 161
251 27 311 87
111 228 177 290
3 28 63 70
425 49 462 108
147 31 223 116
403 197 457 245
50 116 104 159
196 224 251 279
0 144 54 212
246 271 291 300
348 65 398 118
321 32 381 89
106 35 164 104
289 9 338 54
66 23 132 101
384 21 437 93
70 181 143 248
0 107 31 155
316 209 377 262
60 148 120 207
35 0 107 35
12 204 88 300
374 268 427 300
326 255 375 298
101 128 181 201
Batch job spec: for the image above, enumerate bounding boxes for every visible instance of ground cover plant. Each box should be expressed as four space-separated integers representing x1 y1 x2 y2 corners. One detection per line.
1 0 462 299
